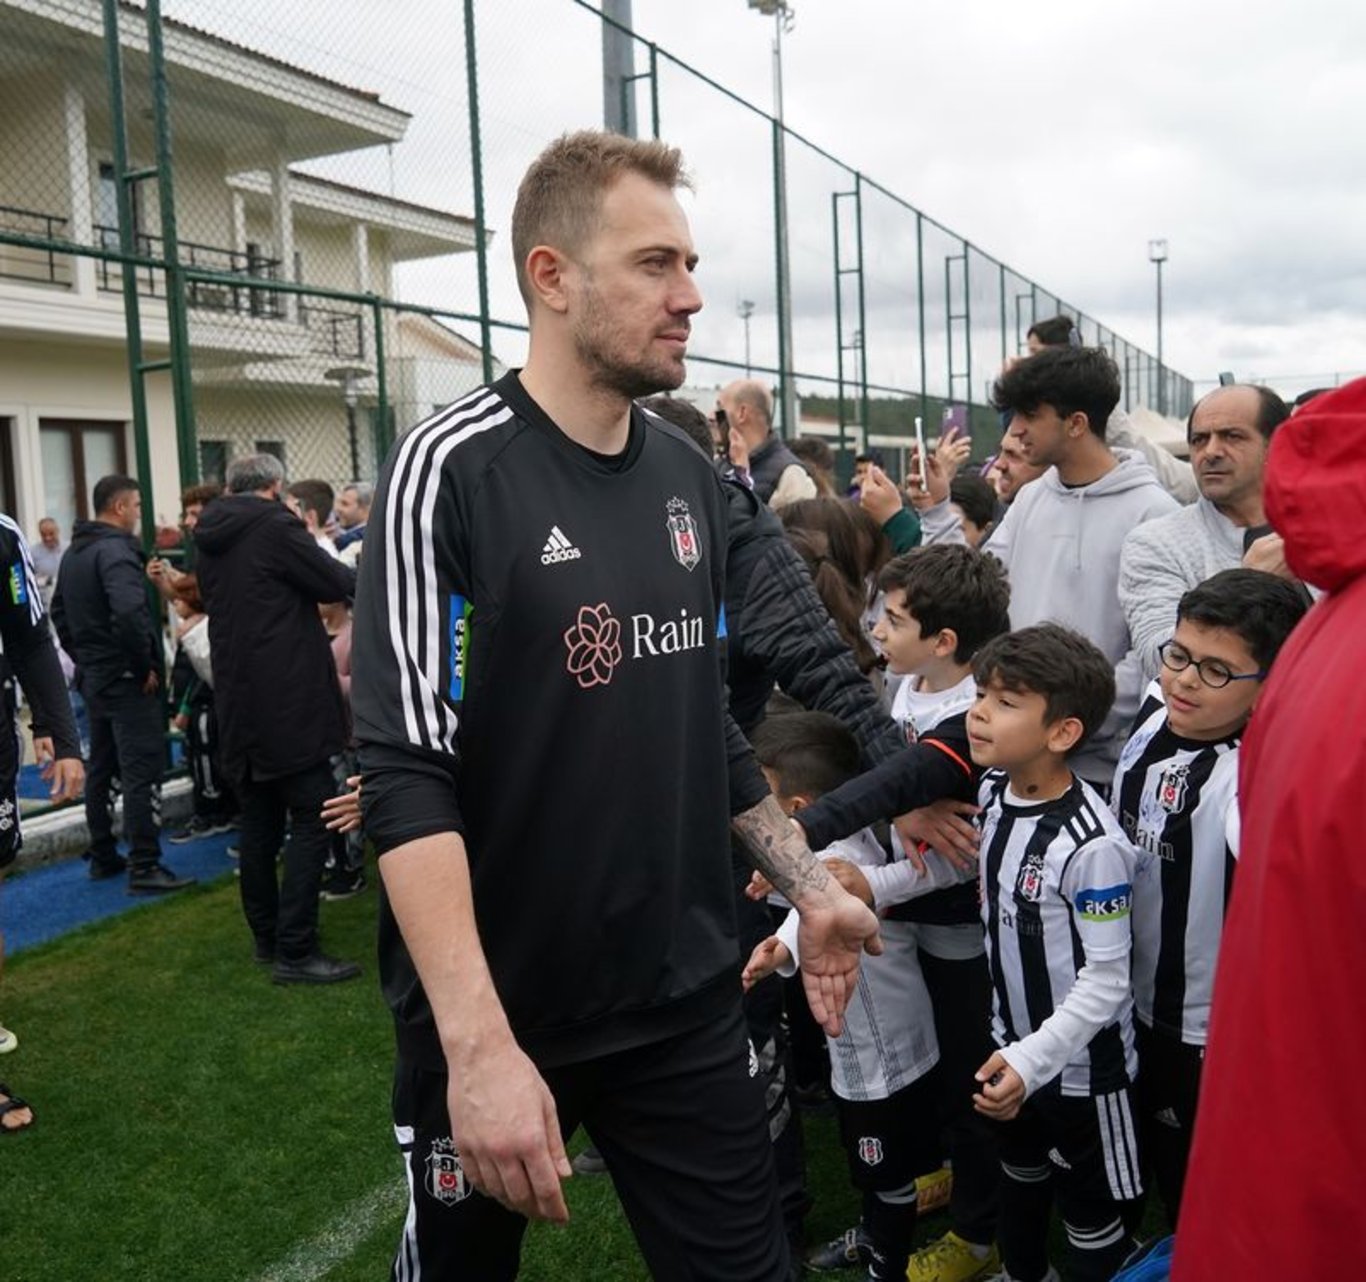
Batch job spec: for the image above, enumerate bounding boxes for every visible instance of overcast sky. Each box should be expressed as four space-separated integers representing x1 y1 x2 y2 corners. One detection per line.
172 0 1366 400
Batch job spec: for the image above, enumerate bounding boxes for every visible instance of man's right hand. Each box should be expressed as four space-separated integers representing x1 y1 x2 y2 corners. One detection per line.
142 670 160 696
447 1035 573 1223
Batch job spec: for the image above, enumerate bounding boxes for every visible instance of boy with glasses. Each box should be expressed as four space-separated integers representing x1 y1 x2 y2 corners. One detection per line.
1111 568 1307 1221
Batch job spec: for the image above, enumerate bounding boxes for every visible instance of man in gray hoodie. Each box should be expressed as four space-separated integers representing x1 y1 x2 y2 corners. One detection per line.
1118 384 1293 684
986 347 1178 785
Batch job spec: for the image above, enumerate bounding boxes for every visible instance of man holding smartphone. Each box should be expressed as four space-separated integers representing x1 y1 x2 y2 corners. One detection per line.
1119 383 1300 683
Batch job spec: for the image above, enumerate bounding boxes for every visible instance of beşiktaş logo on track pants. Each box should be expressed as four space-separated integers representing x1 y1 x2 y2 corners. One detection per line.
426 1137 472 1206
563 600 724 690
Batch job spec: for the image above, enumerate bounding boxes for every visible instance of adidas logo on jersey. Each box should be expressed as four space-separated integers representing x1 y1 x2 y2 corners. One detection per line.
540 525 582 565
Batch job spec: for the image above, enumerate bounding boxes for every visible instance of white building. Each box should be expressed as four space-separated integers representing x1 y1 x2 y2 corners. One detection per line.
0 0 484 535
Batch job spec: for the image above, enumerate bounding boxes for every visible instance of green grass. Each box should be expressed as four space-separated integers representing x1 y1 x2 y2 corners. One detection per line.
1 875 877 1281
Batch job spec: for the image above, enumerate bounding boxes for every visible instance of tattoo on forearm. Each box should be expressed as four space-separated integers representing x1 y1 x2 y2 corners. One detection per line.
732 794 831 902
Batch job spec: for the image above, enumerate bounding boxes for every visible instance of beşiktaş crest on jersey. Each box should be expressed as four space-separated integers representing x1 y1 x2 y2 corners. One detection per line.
665 496 701 572
426 1137 472 1206
1157 762 1190 814
857 1136 884 1166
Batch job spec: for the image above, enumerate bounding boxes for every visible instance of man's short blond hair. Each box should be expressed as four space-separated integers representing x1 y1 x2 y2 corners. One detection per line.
511 130 691 307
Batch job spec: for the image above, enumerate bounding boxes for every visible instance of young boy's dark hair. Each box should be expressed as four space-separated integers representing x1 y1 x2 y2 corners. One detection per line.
949 472 1000 534
973 623 1115 751
1176 568 1308 669
640 394 713 456
1025 314 1076 347
992 346 1122 441
877 543 1011 664
750 710 861 801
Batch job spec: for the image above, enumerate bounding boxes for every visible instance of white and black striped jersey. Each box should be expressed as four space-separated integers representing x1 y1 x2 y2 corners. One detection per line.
776 829 939 1101
980 770 1138 1097
350 375 769 1070
1112 682 1240 1045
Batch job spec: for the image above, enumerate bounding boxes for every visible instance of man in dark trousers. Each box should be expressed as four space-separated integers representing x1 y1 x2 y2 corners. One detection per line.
194 454 359 984
53 475 191 892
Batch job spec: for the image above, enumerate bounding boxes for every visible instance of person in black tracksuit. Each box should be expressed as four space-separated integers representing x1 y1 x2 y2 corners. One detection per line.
0 513 83 1127
348 131 879 1282
52 475 191 893
194 456 358 983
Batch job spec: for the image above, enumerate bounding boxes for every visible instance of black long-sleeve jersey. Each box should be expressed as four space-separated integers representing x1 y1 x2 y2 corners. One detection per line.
352 373 770 1070
0 516 79 760
793 710 980 925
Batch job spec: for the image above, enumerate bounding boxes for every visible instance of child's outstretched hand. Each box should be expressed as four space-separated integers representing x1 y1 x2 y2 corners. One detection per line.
972 1050 1026 1120
742 936 792 992
745 869 775 901
321 775 362 833
822 857 873 908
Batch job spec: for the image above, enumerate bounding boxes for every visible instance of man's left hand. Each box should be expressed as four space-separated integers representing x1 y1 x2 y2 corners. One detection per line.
795 889 882 1037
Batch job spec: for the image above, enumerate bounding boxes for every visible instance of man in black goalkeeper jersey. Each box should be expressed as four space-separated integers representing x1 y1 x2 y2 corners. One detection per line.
349 130 880 1282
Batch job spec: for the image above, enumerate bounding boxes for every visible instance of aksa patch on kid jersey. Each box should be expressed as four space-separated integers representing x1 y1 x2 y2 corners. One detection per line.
1074 884 1133 922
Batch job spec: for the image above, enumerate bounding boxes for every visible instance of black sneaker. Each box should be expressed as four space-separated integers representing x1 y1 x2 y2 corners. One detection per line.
271 954 362 985
319 869 367 902
253 939 276 966
85 851 128 881
805 1225 873 1272
168 816 236 844
127 862 197 895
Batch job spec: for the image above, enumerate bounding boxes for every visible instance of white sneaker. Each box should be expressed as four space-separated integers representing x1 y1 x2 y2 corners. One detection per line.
0 1024 17 1054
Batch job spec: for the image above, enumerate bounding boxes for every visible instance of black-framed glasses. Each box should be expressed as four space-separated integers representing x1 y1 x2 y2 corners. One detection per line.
1158 640 1266 690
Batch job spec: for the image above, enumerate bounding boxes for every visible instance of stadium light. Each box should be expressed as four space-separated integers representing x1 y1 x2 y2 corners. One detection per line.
1148 239 1168 415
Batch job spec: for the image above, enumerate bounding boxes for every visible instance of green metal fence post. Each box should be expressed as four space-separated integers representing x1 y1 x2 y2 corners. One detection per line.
649 43 661 139
998 262 1007 366
854 173 869 450
831 191 846 470
101 0 156 549
146 0 198 491
915 212 927 427
770 117 792 438
463 0 494 386
962 242 972 417
372 296 391 459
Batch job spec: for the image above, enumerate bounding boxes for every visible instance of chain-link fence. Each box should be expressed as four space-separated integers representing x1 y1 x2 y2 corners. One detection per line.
0 0 1192 538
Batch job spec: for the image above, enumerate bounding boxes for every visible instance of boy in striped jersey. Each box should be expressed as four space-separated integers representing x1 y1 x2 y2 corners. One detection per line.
1112 568 1306 1222
743 711 967 1282
968 625 1142 1282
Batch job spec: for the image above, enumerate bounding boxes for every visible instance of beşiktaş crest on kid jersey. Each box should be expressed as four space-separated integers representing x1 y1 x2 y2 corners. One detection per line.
665 496 701 572
1157 762 1190 814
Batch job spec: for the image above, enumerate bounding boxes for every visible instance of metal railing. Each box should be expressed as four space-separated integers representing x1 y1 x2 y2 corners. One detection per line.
0 204 72 286
301 303 366 361
93 225 283 317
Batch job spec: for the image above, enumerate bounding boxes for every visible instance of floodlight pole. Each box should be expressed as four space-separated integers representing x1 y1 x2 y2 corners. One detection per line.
749 1 797 437
738 299 755 374
1149 238 1168 415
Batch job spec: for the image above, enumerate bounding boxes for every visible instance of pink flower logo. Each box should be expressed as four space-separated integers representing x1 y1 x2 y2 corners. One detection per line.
564 603 622 689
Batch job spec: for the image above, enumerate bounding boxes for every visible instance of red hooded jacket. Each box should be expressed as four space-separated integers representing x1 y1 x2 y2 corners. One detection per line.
1174 379 1366 1278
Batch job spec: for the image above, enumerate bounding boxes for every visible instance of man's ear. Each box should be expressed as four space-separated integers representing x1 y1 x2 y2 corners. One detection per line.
525 245 572 315
1066 410 1091 439
1045 715 1086 755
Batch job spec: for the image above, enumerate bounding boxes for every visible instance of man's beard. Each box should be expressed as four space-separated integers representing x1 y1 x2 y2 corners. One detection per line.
573 284 686 401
